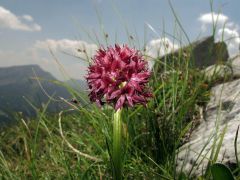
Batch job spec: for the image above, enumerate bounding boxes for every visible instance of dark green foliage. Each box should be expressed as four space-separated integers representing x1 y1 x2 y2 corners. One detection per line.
211 163 235 180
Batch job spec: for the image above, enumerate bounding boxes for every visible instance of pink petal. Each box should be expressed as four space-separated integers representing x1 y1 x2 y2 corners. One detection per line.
128 81 142 91
126 95 133 107
115 95 126 110
108 89 122 100
132 95 145 103
87 73 101 79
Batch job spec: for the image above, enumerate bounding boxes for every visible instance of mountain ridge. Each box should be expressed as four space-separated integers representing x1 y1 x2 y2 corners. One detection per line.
0 64 86 126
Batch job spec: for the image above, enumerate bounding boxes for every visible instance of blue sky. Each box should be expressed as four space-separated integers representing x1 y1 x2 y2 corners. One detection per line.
0 0 239 80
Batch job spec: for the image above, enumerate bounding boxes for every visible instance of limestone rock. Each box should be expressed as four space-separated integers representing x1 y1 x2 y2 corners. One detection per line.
203 64 232 82
177 79 240 176
229 55 240 78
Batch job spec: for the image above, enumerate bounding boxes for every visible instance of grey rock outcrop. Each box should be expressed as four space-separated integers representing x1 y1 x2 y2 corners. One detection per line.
177 78 240 176
203 64 232 82
190 36 229 68
229 55 240 78
153 36 229 74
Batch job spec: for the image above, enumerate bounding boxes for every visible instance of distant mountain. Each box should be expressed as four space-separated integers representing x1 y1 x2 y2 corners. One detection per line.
0 65 72 125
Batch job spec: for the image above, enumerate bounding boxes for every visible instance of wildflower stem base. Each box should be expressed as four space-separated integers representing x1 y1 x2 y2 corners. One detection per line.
113 109 122 180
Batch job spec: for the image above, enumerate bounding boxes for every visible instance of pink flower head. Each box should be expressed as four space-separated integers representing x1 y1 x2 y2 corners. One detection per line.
86 44 152 110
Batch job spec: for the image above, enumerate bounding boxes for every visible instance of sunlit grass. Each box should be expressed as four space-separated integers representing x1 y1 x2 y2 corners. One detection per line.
0 0 239 179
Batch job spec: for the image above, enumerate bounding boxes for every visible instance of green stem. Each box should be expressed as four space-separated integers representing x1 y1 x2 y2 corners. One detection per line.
113 109 122 180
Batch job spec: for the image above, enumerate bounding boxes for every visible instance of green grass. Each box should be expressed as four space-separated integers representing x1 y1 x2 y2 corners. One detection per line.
0 50 212 179
0 1 239 179
0 46 239 179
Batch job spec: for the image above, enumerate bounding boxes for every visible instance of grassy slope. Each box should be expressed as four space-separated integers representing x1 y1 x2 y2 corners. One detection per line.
0 4 237 177
0 46 215 179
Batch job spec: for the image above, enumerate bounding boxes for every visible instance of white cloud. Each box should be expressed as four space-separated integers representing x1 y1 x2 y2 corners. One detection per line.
218 28 240 43
199 12 228 25
22 15 33 22
34 39 98 61
198 12 240 57
0 6 41 32
145 37 179 69
32 24 42 31
146 37 179 58
198 12 228 32
217 27 240 56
